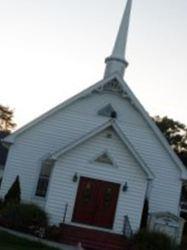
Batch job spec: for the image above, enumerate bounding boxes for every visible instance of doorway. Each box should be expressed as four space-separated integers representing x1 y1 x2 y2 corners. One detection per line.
72 177 120 229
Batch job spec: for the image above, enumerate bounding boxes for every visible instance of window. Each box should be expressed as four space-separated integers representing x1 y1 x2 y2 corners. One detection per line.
35 159 54 198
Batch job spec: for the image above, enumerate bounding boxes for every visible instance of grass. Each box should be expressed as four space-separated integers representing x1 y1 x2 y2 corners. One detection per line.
0 230 59 250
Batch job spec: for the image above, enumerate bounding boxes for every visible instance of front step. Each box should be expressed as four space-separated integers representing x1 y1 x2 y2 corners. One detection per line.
59 224 132 250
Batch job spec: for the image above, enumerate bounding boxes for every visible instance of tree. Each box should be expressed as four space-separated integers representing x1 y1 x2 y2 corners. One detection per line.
4 176 21 205
0 105 16 132
153 116 187 168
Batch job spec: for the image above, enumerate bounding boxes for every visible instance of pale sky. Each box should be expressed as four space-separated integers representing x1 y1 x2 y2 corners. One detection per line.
0 0 187 129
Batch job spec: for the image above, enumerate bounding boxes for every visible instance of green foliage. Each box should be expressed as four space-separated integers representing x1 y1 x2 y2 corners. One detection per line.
0 104 16 132
132 230 179 250
0 199 4 210
178 151 187 169
0 230 58 250
181 234 187 250
4 176 21 205
154 116 187 168
46 225 62 241
154 116 187 153
0 203 48 235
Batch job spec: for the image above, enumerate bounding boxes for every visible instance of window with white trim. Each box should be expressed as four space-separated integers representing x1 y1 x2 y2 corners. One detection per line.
35 159 54 198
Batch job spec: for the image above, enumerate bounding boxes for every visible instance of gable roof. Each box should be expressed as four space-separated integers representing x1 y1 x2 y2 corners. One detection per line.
3 73 187 179
50 119 154 180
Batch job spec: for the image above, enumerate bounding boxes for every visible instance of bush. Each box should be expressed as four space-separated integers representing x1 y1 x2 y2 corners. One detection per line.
0 198 4 210
46 225 63 241
132 230 179 250
0 203 48 236
4 176 21 205
181 235 187 250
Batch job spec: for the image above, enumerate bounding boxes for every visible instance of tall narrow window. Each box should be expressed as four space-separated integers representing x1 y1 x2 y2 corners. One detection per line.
35 159 54 198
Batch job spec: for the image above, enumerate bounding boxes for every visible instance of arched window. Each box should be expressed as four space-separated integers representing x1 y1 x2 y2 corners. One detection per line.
35 159 54 198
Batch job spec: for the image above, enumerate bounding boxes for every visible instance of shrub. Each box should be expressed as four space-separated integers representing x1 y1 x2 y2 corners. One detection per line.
46 225 63 241
132 230 179 250
0 203 48 236
4 176 21 205
0 198 4 210
181 234 187 250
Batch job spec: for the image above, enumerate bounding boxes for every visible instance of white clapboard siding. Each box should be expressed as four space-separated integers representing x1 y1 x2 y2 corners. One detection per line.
46 128 147 233
63 93 146 127
0 114 107 200
1 92 146 200
0 90 182 231
119 123 182 215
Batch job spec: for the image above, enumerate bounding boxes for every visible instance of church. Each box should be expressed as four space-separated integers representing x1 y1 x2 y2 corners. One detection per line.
0 0 186 248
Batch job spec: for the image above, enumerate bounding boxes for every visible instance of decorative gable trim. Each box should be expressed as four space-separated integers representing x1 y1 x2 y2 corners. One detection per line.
91 78 131 101
91 150 117 167
93 78 124 94
95 152 113 165
50 119 154 180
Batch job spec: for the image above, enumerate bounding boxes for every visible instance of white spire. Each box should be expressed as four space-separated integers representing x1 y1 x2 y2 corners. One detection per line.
104 0 132 78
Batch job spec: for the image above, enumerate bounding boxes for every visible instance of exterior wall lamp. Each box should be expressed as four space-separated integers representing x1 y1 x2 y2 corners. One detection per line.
72 173 78 183
123 182 128 192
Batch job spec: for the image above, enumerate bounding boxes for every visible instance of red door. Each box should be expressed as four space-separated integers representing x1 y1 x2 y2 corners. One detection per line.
72 177 120 229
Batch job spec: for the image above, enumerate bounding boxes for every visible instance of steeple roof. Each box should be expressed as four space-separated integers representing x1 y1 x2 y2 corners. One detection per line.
104 0 132 78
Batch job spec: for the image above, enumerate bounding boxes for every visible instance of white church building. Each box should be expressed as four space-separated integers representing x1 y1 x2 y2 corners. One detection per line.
0 0 186 248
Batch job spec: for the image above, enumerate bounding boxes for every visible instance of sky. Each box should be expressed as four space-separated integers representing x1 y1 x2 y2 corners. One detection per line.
0 0 187 129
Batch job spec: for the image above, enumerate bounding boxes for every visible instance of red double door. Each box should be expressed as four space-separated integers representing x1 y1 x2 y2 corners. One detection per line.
72 177 120 229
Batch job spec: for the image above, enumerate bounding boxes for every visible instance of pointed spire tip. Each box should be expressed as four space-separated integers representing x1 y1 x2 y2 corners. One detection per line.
104 0 133 79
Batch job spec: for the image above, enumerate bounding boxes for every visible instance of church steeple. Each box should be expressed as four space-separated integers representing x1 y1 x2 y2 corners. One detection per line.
104 0 132 78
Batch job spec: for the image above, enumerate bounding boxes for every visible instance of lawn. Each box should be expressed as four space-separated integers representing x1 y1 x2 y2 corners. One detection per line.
0 230 59 250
